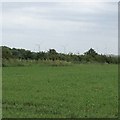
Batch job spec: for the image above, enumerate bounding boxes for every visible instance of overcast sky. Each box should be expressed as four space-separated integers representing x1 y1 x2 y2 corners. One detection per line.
2 1 118 55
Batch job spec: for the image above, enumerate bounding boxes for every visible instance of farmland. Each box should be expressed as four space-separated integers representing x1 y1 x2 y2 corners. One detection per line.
2 64 118 118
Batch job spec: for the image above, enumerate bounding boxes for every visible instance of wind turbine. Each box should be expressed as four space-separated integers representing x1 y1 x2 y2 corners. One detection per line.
36 41 43 52
61 44 69 54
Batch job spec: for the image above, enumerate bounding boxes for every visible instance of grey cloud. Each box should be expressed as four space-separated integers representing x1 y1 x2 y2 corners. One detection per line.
2 2 118 55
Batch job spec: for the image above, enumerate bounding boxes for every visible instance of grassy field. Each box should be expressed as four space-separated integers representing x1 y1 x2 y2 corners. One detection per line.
2 64 118 118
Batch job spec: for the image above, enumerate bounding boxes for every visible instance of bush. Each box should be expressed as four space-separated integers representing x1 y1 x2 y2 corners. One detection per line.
2 59 32 67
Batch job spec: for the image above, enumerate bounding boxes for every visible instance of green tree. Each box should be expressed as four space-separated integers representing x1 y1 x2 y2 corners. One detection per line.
84 48 98 57
48 49 58 61
2 46 12 59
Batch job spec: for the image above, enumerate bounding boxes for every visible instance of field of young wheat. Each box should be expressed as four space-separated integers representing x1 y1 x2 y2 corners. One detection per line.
2 64 118 118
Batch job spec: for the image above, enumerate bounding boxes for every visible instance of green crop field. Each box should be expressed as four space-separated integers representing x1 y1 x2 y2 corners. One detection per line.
2 64 118 118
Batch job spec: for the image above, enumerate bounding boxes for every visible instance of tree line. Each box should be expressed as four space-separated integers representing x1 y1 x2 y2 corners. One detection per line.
1 46 118 64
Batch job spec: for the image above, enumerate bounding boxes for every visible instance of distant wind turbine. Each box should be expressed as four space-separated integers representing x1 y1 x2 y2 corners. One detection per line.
61 44 69 54
36 41 43 52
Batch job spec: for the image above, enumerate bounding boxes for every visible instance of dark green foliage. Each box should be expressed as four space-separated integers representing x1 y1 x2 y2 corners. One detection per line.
84 48 98 57
2 46 12 59
1 46 118 66
47 49 59 61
